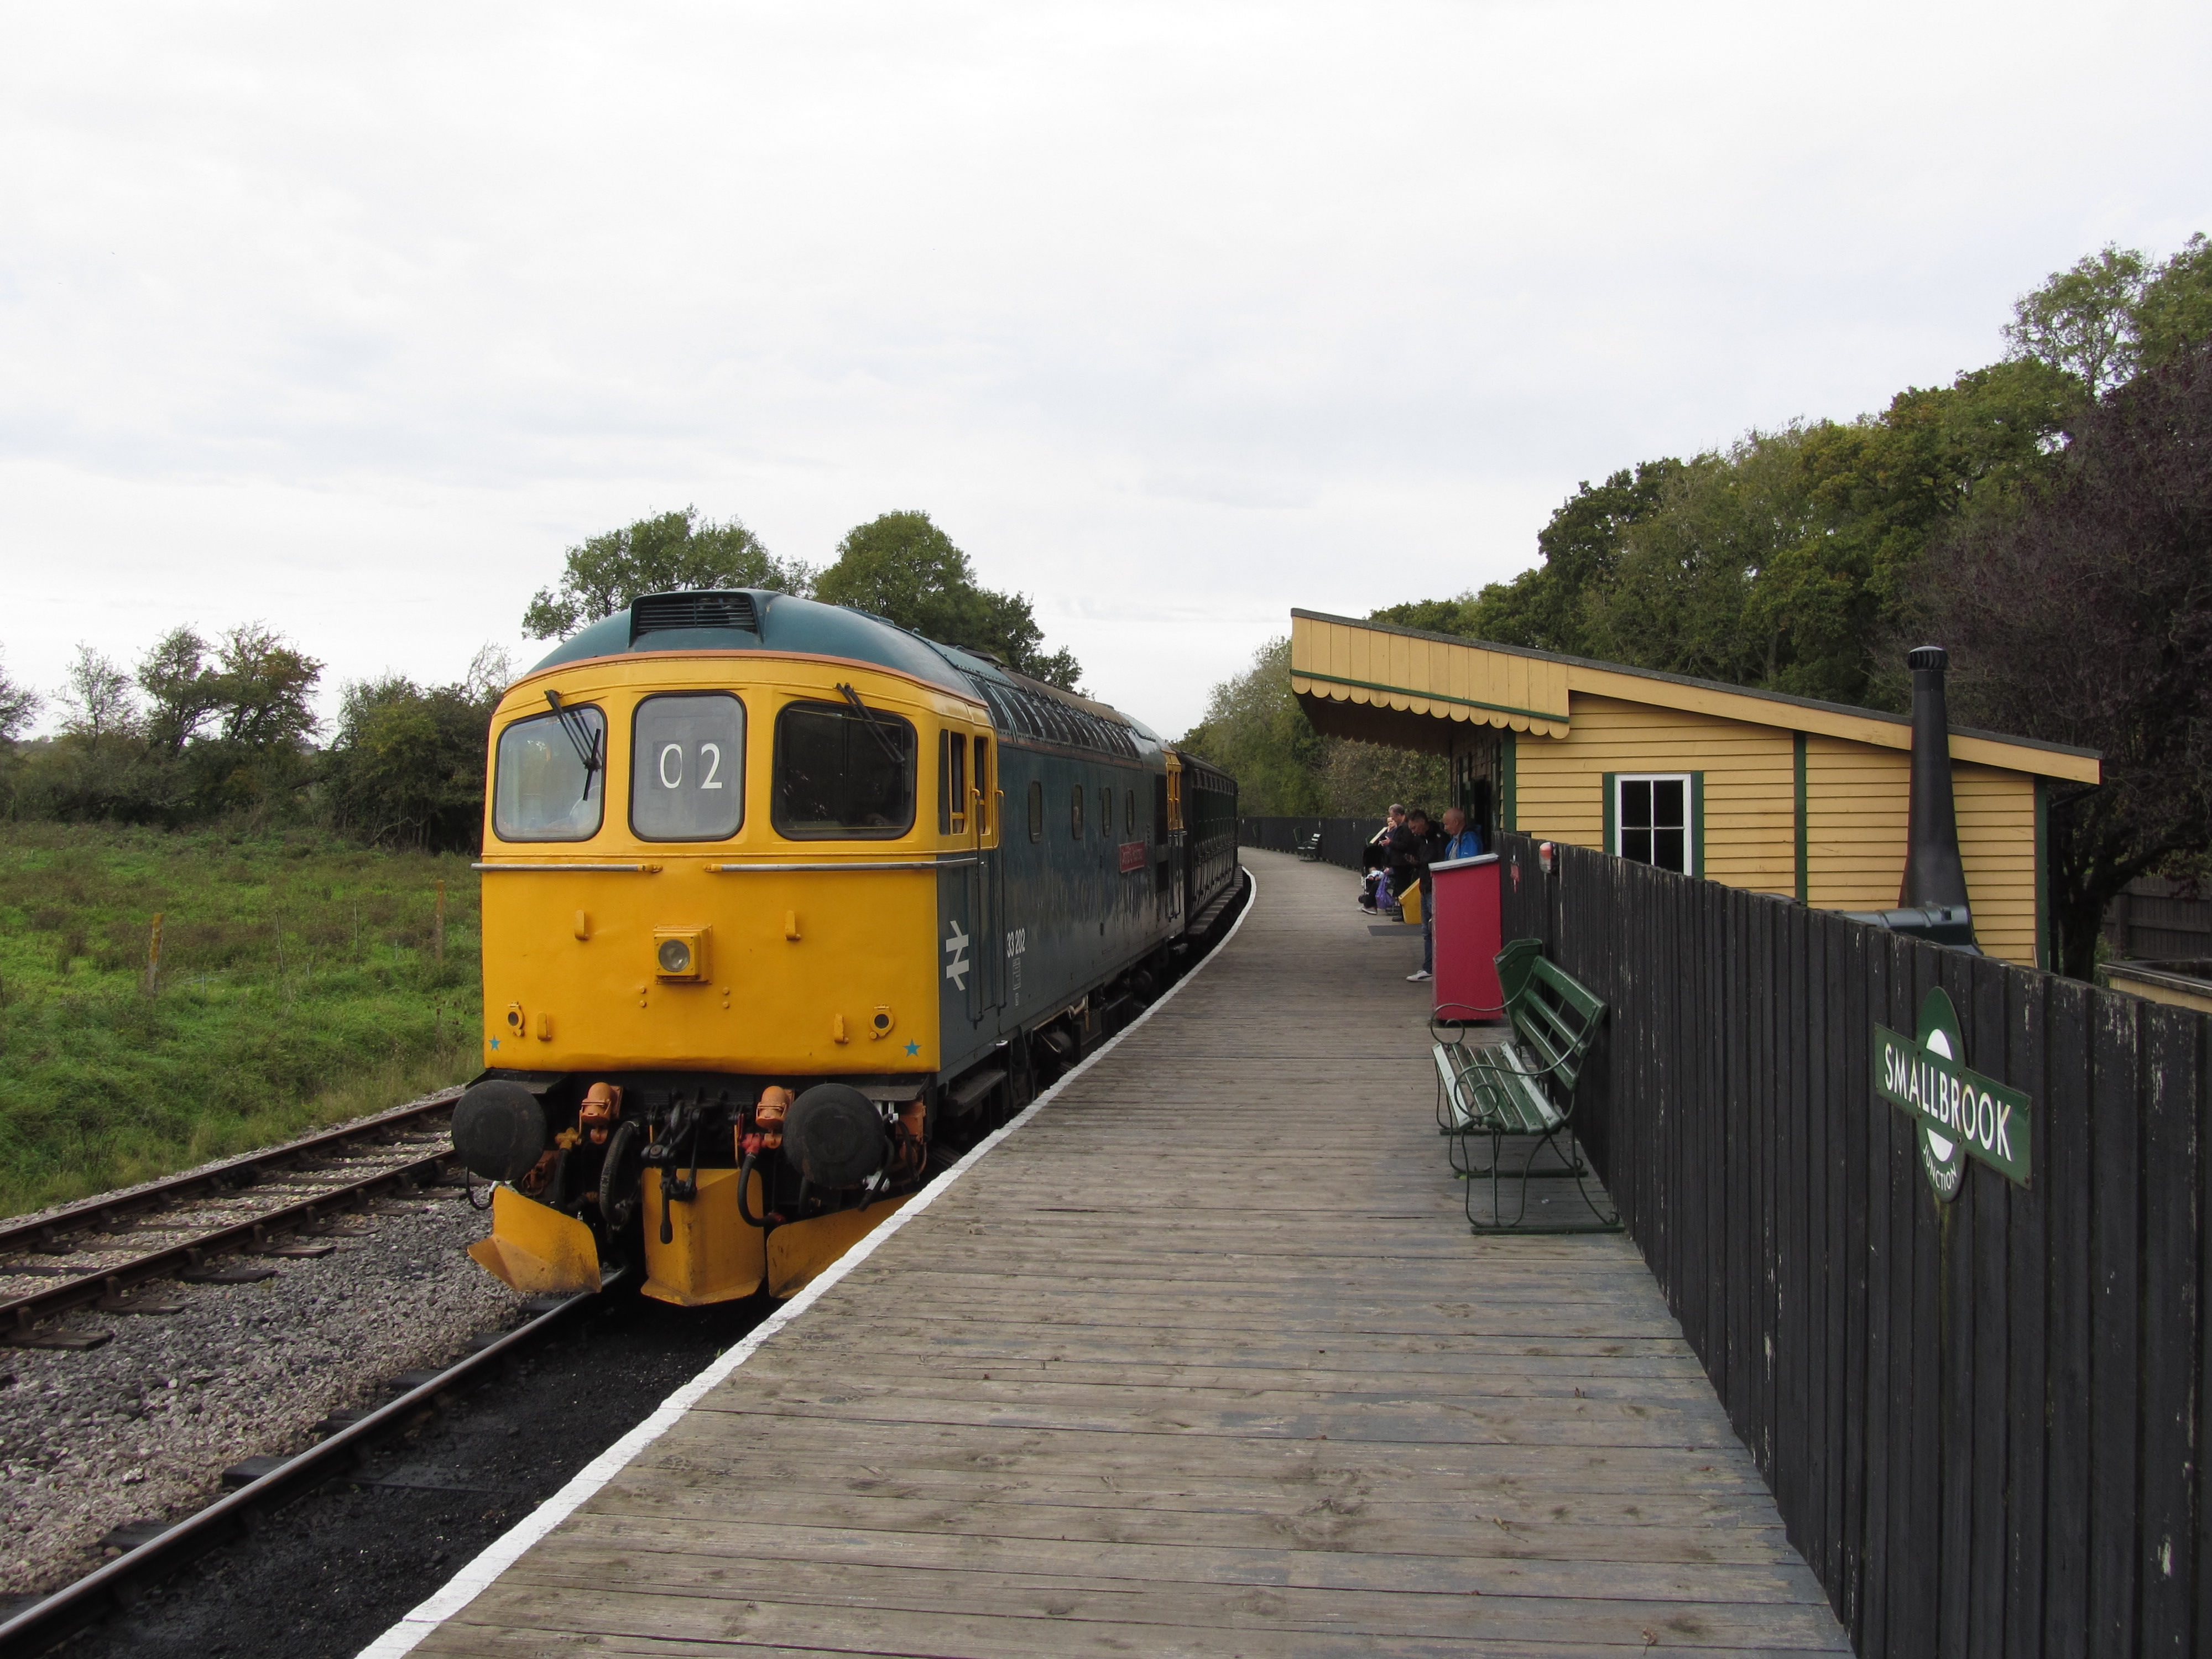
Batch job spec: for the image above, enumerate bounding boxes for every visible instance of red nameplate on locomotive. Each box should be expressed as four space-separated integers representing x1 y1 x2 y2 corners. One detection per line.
1119 841 1146 873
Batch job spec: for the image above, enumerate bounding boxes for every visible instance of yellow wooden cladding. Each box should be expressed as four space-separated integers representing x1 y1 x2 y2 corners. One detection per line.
1287 613 2096 972
1290 613 1571 737
1512 697 2042 966
1290 609 2099 785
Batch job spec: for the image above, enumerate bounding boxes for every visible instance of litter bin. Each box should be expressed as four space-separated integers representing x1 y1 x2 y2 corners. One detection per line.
1431 853 1503 1021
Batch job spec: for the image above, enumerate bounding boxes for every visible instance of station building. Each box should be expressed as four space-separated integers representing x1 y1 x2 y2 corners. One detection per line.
1288 608 2102 969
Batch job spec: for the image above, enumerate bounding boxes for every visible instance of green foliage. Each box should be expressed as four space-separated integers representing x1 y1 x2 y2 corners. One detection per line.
523 507 815 640
0 649 38 747
8 622 330 828
1379 359 2077 709
1318 739 1449 818
813 510 1083 690
322 648 509 852
1178 639 1324 815
2003 243 2151 398
0 823 482 1215
2137 234 2212 369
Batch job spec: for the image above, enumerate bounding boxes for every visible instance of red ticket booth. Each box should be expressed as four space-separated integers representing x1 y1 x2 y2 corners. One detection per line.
1431 853 1504 1022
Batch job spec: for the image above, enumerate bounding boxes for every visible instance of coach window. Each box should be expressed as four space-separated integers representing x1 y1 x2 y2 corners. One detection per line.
493 706 606 842
1611 773 1695 875
772 698 916 839
1071 783 1084 840
1026 779 1043 842
632 693 744 841
938 730 968 835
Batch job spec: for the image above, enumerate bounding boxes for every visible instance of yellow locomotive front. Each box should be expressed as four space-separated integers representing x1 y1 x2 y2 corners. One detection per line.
451 589 1000 1307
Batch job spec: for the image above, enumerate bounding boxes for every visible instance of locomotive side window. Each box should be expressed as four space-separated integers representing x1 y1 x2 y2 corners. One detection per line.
1126 788 1136 836
493 706 606 842
1071 784 1084 840
1100 782 1113 834
771 699 916 839
1026 779 1043 842
631 693 745 841
973 737 991 836
938 729 968 834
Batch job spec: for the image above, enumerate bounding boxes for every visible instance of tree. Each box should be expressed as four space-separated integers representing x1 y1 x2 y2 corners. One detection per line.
2003 243 2149 399
523 508 812 639
1177 638 1324 816
136 626 222 755
58 645 139 740
325 666 501 852
2137 234 2212 369
1371 461 1681 655
0 648 41 746
209 624 321 749
813 510 1083 691
1921 345 2212 979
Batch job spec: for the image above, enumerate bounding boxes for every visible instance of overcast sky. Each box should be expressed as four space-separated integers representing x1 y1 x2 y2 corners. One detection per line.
3 1 2207 741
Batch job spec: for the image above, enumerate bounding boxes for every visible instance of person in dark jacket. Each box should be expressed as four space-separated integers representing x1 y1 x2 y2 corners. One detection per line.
1392 808 1445 980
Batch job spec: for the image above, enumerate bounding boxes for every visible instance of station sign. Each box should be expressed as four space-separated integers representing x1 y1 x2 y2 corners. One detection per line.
1873 987 2032 1200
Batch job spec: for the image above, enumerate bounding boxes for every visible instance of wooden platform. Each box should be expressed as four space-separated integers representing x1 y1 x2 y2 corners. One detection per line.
399 849 1847 1656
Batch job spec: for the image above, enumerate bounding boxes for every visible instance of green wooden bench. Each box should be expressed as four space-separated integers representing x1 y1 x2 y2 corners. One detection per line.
1432 942 1618 1233
1296 831 1324 861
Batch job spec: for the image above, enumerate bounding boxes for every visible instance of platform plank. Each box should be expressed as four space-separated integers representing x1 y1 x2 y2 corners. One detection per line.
408 849 1847 1656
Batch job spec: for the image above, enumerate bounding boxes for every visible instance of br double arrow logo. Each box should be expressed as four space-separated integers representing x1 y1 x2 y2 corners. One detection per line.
943 920 971 990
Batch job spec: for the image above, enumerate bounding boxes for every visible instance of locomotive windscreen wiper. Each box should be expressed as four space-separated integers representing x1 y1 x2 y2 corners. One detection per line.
836 682 907 765
545 689 604 798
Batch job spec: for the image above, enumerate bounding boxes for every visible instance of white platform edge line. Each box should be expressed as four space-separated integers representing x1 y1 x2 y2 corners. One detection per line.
356 863 1259 1657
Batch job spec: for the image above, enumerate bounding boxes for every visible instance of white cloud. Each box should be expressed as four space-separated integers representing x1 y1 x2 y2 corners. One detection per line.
2 0 2207 737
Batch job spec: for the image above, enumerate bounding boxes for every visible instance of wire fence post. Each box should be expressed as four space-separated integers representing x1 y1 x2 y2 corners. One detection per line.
434 880 446 964
144 912 164 997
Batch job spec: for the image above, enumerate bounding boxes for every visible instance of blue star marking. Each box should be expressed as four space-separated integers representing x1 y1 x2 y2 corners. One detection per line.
489 1037 500 1051
904 1040 920 1056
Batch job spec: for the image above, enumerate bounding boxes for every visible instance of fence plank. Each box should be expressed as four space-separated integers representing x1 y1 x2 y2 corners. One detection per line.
2004 966 2051 1659
2137 1002 2200 1653
2040 977 2093 1659
2088 995 2142 1654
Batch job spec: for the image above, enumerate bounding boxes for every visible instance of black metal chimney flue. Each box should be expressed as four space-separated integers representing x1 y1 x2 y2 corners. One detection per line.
1900 645 1971 911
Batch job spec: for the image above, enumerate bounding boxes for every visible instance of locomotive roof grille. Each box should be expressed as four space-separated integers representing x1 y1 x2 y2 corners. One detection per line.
977 680 1138 760
630 591 760 643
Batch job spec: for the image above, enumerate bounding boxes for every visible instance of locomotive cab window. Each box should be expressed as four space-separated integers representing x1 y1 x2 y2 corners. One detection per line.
772 699 916 839
938 729 968 834
631 693 745 841
973 737 992 837
493 705 606 842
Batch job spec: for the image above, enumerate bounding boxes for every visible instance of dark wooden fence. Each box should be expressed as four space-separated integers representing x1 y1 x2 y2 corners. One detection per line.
1237 816 1385 871
2105 875 2212 965
1497 833 2212 1658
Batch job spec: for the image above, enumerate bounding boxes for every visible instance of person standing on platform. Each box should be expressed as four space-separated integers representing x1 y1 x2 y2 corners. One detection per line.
1412 806 1483 983
1397 808 1444 981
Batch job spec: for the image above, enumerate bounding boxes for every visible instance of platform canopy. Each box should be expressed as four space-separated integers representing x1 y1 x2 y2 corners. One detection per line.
1288 608 2101 782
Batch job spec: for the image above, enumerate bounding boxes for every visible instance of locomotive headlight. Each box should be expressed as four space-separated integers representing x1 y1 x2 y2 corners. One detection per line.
651 926 709 981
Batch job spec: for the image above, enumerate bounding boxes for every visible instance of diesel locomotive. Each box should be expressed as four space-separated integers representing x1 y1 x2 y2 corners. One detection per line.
449 588 1241 1305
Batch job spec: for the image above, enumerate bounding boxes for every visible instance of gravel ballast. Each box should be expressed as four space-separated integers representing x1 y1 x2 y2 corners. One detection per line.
0 1187 524 1598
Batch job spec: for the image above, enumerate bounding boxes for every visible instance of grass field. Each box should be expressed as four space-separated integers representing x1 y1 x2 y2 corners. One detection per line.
0 823 482 1217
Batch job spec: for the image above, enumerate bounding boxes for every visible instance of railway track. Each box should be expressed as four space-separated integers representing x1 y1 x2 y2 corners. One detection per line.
0 1092 466 1350
0 1279 618 1658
